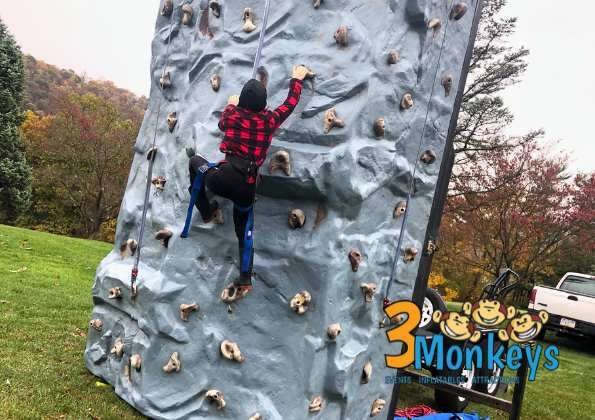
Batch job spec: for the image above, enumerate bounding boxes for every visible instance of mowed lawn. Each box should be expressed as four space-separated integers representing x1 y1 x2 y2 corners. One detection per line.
0 225 594 419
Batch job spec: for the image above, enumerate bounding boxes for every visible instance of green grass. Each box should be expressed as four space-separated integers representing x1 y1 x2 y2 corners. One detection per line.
0 225 142 420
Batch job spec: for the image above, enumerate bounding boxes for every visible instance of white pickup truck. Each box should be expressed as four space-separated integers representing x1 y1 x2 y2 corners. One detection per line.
529 272 595 338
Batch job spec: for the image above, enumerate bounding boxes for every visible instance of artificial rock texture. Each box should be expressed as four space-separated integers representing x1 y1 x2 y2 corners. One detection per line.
85 1 479 419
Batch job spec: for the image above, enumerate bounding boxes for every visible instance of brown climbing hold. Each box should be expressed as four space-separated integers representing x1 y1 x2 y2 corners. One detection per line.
403 247 418 263
220 283 251 303
400 93 413 110
160 71 172 89
89 319 103 332
428 18 442 38
248 414 262 420
269 150 291 176
180 303 199 321
334 25 348 47
206 389 226 410
130 354 142 371
182 4 193 25
313 0 323 9
163 352 181 373
119 239 138 258
309 395 324 412
387 51 400 65
441 74 453 97
111 338 124 358
243 8 257 33
360 283 377 304
327 323 342 340
167 112 177 133
393 201 407 218
370 399 386 417
324 108 345 134
220 340 245 363
209 0 221 18
210 74 221 92
373 118 385 138
256 66 269 88
288 209 306 230
108 287 122 299
420 150 437 164
161 0 173 17
152 176 167 192
348 249 363 272
155 229 173 248
361 361 373 384
290 291 312 315
450 2 468 20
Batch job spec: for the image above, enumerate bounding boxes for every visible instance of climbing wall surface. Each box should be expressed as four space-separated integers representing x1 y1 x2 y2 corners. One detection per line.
85 1 480 419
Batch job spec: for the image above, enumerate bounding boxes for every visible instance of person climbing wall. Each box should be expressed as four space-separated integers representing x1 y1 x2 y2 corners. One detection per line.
188 64 311 296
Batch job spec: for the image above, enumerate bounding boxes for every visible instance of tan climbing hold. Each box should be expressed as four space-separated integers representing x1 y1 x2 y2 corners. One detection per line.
210 0 221 18
370 399 386 417
163 352 181 373
180 303 199 321
160 71 172 89
130 354 142 371
313 0 323 9
387 51 400 65
269 150 291 176
309 395 324 412
450 2 469 20
210 74 221 92
206 389 226 410
348 249 362 272
441 74 453 97
428 18 442 38
182 4 193 25
327 323 342 340
111 338 124 358
248 414 263 420
220 283 250 303
155 229 173 248
89 319 103 332
161 0 173 17
373 117 385 138
334 25 348 47
393 201 407 218
400 93 413 110
108 287 122 299
360 283 377 304
257 66 269 88
152 176 167 192
288 209 306 229
403 247 418 263
243 8 257 33
324 108 345 134
119 239 138 258
420 150 437 164
290 291 312 315
361 361 372 384
220 340 245 363
167 112 177 133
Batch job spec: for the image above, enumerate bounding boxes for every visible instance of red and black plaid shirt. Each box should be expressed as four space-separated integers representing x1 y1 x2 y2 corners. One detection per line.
218 78 303 169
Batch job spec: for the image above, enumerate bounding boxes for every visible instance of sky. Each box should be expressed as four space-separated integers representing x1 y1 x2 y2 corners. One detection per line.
1 0 593 174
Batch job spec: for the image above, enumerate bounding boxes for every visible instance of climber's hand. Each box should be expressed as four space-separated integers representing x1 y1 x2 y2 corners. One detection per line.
228 95 239 106
292 65 313 81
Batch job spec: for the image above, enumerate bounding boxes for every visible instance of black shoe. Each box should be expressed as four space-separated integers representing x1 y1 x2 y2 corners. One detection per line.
236 272 253 287
202 200 220 223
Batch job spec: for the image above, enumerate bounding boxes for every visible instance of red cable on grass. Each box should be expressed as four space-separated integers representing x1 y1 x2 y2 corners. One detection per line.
394 404 436 419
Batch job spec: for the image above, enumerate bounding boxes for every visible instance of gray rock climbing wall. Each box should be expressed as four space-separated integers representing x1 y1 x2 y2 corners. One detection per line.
84 1 481 419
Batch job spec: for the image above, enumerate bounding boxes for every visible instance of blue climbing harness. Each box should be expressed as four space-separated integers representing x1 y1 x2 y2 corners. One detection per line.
236 204 254 273
180 162 219 238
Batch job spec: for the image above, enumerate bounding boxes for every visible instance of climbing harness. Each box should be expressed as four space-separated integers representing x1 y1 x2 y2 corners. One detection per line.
236 204 254 273
181 161 220 238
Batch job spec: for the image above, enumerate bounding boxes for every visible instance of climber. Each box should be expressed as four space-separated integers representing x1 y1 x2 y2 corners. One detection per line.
186 64 311 295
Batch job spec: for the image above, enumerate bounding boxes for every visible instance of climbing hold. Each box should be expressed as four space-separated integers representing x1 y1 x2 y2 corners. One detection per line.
248 414 262 420
220 283 251 303
324 108 345 134
220 340 245 363
206 389 226 410
110 338 124 358
327 323 342 340
152 176 167 192
256 66 269 88
209 0 221 18
400 93 413 110
180 303 199 321
393 201 407 218
403 247 418 263
425 240 438 256
182 4 193 25
89 319 103 332
268 150 291 176
160 71 172 89
334 25 348 47
450 2 468 20
288 209 306 230
243 8 257 33
361 361 372 384
161 0 173 17
348 249 362 272
370 399 386 417
309 395 324 412
119 239 138 258
166 112 177 133
373 117 385 138
210 74 221 92
290 291 312 315
108 287 122 299
155 229 173 248
360 283 377 304
147 146 158 161
428 19 442 38
441 74 453 97
313 0 323 9
420 150 437 164
163 352 181 373
130 354 142 371
387 51 400 65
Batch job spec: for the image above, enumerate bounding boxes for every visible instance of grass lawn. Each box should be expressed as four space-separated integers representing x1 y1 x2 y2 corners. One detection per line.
0 225 593 419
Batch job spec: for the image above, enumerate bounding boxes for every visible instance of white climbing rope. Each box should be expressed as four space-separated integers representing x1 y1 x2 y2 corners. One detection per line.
251 0 272 79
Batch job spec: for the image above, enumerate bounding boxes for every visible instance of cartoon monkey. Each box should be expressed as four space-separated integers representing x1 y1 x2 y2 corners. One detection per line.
470 299 516 328
498 311 549 343
432 303 481 343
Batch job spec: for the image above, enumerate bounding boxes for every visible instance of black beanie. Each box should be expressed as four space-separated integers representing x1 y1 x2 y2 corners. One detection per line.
238 79 267 112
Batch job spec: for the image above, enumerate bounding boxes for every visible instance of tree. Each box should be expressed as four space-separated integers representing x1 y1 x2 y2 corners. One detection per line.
0 19 31 222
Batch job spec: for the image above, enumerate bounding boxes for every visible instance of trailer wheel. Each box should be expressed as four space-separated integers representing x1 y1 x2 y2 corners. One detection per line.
475 339 505 396
434 358 475 412
419 288 447 332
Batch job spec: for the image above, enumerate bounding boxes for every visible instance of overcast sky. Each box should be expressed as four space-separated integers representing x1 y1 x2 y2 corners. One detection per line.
1 0 593 173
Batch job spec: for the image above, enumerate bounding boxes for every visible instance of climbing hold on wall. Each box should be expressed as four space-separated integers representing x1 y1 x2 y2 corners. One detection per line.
160 72 172 89
361 361 373 384
393 201 407 218
256 66 269 88
155 229 173 248
130 354 142 371
269 150 291 176
400 93 414 110
387 51 400 65
147 146 158 161
360 283 377 303
441 74 453 97
152 176 167 192
370 399 386 417
403 247 418 263
373 117 385 138
89 319 103 331
290 291 312 315
163 352 181 373
324 108 345 134
428 19 442 38
108 287 122 299
348 249 363 272
327 323 342 340
111 338 124 358
220 340 245 363
425 239 438 256
334 25 348 47
206 390 226 410
450 3 468 20
209 0 221 18
179 303 199 321
420 150 437 164
210 74 221 92
167 112 177 133
119 239 138 258
288 209 306 229
182 4 194 25
309 395 324 412
161 0 173 17
313 0 323 9
248 414 262 420
220 284 251 304
243 8 257 33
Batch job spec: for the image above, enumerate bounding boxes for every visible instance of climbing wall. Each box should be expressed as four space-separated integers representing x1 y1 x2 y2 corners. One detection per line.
84 1 481 419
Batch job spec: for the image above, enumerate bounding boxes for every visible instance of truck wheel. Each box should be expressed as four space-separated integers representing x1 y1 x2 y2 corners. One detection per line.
419 288 447 332
434 359 475 412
